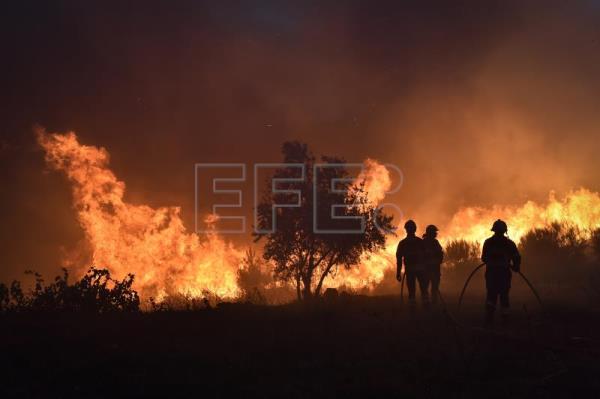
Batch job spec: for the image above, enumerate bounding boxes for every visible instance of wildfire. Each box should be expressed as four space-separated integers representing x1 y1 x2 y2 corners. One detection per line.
327 159 396 290
37 130 243 300
444 189 600 245
356 158 392 204
328 162 600 291
37 132 600 297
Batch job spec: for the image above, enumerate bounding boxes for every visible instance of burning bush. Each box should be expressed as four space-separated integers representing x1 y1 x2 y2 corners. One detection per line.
442 240 481 289
148 292 214 311
236 248 297 305
370 267 401 296
444 240 480 269
237 248 272 304
0 267 140 313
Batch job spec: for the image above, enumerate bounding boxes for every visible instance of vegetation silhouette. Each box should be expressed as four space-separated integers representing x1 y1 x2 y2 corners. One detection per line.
0 267 139 313
520 224 588 283
254 141 394 301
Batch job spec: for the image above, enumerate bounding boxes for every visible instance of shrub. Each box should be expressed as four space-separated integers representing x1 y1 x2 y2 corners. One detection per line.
444 240 480 268
0 267 139 313
237 248 273 304
518 223 588 284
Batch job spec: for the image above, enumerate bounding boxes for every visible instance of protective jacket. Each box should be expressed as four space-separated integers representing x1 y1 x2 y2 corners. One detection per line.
422 236 444 275
481 235 521 291
396 235 426 274
482 235 521 270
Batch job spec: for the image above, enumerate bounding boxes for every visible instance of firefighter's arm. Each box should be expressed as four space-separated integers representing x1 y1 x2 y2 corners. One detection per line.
436 241 444 264
481 241 489 264
511 242 522 272
396 243 404 280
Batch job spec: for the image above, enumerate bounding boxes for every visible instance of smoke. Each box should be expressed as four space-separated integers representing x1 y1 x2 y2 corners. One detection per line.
1 1 600 279
370 3 600 226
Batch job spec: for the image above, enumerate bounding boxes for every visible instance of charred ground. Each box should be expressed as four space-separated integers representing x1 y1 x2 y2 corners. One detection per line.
1 294 599 398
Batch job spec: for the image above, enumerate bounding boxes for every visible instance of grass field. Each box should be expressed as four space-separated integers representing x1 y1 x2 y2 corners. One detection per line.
1 293 599 398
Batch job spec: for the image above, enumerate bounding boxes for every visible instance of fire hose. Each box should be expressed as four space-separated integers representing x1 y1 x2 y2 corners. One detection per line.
457 262 544 312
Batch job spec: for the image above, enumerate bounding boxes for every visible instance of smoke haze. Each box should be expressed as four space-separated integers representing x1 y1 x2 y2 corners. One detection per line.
1 1 600 280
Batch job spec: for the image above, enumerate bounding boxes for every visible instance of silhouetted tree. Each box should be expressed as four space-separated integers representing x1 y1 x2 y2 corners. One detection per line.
255 141 394 301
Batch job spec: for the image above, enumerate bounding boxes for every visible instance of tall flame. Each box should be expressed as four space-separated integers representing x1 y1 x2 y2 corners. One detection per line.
37 130 242 300
327 159 396 289
356 158 392 204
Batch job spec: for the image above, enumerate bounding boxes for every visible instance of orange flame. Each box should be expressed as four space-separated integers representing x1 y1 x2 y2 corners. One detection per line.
329 161 600 290
327 159 395 289
37 130 242 300
356 158 392 204
444 189 600 246
37 133 600 296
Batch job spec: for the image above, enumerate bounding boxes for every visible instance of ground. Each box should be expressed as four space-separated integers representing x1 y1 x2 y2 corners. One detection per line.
1 295 599 398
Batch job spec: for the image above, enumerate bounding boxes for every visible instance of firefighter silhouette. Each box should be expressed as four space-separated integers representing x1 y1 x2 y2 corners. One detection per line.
481 219 521 325
422 225 444 304
396 220 429 305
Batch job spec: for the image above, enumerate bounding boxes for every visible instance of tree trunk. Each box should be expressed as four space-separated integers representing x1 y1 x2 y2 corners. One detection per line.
300 255 315 301
301 278 312 300
315 256 337 296
295 274 301 301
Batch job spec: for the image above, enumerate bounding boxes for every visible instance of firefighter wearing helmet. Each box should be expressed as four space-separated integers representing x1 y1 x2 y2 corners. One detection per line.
481 219 521 325
422 225 444 305
396 220 429 306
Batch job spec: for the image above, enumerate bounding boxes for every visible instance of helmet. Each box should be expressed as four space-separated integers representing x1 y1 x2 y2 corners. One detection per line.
425 225 438 235
404 219 417 233
491 219 508 234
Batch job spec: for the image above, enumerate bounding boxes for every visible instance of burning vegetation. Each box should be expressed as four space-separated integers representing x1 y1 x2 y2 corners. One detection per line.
24 129 600 306
37 130 243 301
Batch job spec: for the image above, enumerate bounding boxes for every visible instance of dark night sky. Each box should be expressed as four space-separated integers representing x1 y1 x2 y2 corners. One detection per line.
1 1 600 280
